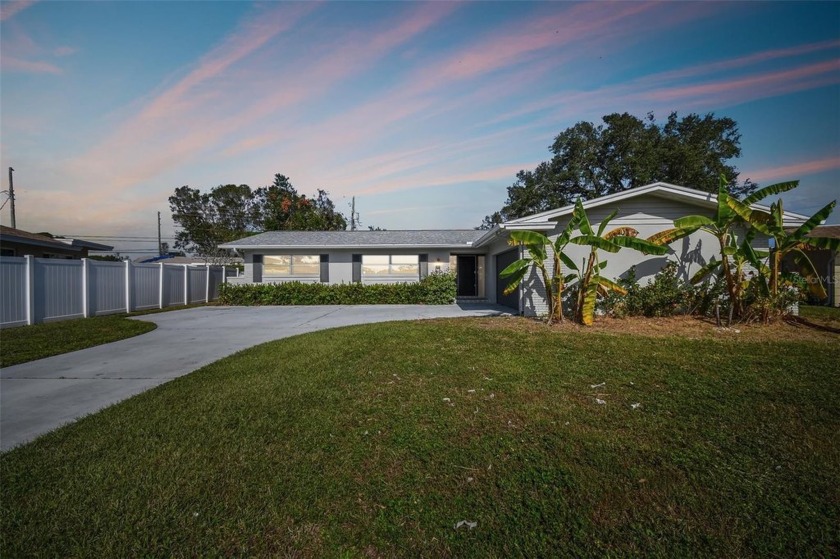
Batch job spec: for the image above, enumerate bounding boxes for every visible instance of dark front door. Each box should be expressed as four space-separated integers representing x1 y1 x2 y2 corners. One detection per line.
495 249 520 310
456 256 477 296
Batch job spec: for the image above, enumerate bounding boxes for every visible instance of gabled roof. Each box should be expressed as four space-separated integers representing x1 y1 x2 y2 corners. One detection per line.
220 230 485 250
503 182 810 227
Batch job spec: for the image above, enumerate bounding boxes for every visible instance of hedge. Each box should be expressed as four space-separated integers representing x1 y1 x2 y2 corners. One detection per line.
218 271 457 306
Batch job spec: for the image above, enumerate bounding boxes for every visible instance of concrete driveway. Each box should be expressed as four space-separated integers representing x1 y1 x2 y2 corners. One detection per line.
0 304 509 451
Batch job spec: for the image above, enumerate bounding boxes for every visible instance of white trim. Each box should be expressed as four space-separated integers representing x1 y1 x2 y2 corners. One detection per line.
504 182 810 225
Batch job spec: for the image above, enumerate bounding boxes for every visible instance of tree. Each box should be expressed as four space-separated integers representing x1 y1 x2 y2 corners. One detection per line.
169 184 256 263
170 175 347 261
482 112 756 226
252 174 347 231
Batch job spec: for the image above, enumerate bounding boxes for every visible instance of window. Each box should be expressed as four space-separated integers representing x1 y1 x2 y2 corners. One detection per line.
264 255 320 276
0 248 15 257
362 254 419 276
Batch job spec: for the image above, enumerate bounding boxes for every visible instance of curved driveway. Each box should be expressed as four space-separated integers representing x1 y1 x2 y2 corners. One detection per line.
0 304 508 451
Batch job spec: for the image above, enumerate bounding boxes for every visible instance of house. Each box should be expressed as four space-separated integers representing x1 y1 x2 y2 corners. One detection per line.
0 226 113 259
219 182 813 314
134 254 244 266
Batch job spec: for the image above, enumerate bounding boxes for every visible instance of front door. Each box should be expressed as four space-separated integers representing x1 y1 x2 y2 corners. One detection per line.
456 256 477 296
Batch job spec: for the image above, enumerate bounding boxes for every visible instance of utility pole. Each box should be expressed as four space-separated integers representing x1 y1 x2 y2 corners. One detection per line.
8 167 16 229
350 197 356 231
157 211 163 256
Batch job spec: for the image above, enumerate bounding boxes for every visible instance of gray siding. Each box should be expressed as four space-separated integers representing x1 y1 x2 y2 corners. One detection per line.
0 257 28 326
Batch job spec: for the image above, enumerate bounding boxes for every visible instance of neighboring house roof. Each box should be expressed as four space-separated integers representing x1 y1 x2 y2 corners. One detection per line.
134 254 244 265
0 226 114 253
785 224 840 240
220 230 485 250
502 182 811 228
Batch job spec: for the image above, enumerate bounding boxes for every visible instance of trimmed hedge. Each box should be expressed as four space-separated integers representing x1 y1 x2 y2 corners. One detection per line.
218 271 457 305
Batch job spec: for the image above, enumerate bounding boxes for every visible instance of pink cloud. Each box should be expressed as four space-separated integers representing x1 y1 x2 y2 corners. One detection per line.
0 0 35 21
1 55 61 74
746 156 840 183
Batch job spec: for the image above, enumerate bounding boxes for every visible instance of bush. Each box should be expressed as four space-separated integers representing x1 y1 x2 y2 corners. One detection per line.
602 263 694 318
219 271 457 306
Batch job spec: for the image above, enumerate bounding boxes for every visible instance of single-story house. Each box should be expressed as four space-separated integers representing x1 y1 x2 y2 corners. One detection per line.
0 226 113 259
220 182 814 314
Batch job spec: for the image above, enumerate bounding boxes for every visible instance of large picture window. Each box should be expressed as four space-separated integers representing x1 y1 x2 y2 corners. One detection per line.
362 254 419 276
264 255 320 276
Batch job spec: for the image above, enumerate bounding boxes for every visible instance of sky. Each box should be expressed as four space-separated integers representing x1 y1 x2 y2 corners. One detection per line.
1 0 839 257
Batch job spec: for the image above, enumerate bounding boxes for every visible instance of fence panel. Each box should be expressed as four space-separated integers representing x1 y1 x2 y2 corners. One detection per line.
162 265 185 307
89 260 126 316
35 259 83 323
0 257 28 327
188 267 207 304
208 267 224 300
132 264 160 310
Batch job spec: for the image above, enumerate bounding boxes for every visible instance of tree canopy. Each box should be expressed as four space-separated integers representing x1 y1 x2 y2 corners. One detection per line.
480 112 756 228
169 174 347 261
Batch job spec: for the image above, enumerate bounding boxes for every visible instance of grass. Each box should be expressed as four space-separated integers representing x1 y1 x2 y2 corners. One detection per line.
799 304 840 328
1 317 838 557
0 303 213 368
0 315 156 368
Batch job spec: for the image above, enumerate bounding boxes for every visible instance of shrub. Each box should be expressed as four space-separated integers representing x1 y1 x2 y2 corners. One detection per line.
218 270 457 306
602 263 694 318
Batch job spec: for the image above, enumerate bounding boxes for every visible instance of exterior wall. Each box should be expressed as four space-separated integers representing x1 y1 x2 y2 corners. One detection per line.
239 248 457 286
513 194 771 317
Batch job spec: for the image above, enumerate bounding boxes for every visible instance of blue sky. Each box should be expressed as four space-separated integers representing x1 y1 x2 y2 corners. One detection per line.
1 1 838 256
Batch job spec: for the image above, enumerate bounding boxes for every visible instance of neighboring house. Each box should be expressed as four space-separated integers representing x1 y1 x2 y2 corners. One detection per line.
783 225 840 307
220 183 812 315
0 226 113 259
134 254 244 266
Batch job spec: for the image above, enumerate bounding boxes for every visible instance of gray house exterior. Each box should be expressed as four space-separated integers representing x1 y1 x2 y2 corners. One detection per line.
220 183 813 314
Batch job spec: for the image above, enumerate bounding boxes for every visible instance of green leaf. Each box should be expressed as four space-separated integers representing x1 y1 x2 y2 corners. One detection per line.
788 200 837 243
674 215 714 229
574 199 593 235
722 246 737 256
790 248 828 300
598 260 609 270
556 213 582 246
716 175 734 223
726 197 777 236
563 273 577 284
597 209 618 237
690 259 721 284
647 226 698 246
559 252 578 271
569 235 621 253
610 236 669 255
509 230 550 247
800 235 840 251
499 258 531 278
502 267 528 295
742 180 799 205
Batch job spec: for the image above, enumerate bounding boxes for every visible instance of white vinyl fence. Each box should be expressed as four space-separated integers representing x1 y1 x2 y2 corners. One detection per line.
0 256 228 328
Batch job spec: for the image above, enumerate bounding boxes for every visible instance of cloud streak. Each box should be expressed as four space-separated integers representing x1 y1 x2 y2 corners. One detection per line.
0 0 35 21
746 155 840 183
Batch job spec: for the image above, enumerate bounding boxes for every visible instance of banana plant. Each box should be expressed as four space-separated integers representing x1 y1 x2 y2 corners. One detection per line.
725 195 839 302
647 175 798 317
568 200 667 325
499 212 582 323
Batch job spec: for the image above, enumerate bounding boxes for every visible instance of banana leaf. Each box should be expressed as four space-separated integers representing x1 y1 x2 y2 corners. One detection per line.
788 200 837 245
603 226 638 240
597 276 628 295
674 215 714 229
569 235 622 253
597 209 619 237
726 197 778 237
502 266 529 296
742 180 799 205
499 258 530 278
574 199 593 236
800 235 840 251
690 258 721 284
647 226 699 246
579 278 600 326
610 235 668 255
559 251 578 271
790 248 828 300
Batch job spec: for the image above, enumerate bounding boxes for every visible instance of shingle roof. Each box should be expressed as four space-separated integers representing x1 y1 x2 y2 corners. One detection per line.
220 230 485 249
785 224 840 240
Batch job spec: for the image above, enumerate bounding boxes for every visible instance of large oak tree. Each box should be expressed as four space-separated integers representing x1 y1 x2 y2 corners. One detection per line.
480 112 756 228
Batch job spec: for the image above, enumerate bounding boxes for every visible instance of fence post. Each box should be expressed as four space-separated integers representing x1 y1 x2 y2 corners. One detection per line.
25 255 35 325
205 264 211 303
183 264 189 305
82 258 91 318
159 263 165 309
125 260 133 313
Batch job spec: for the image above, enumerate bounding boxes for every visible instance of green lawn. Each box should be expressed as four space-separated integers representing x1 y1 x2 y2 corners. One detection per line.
2 318 838 557
0 315 156 368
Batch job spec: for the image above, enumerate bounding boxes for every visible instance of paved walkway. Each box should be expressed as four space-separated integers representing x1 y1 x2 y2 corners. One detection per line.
0 304 509 451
